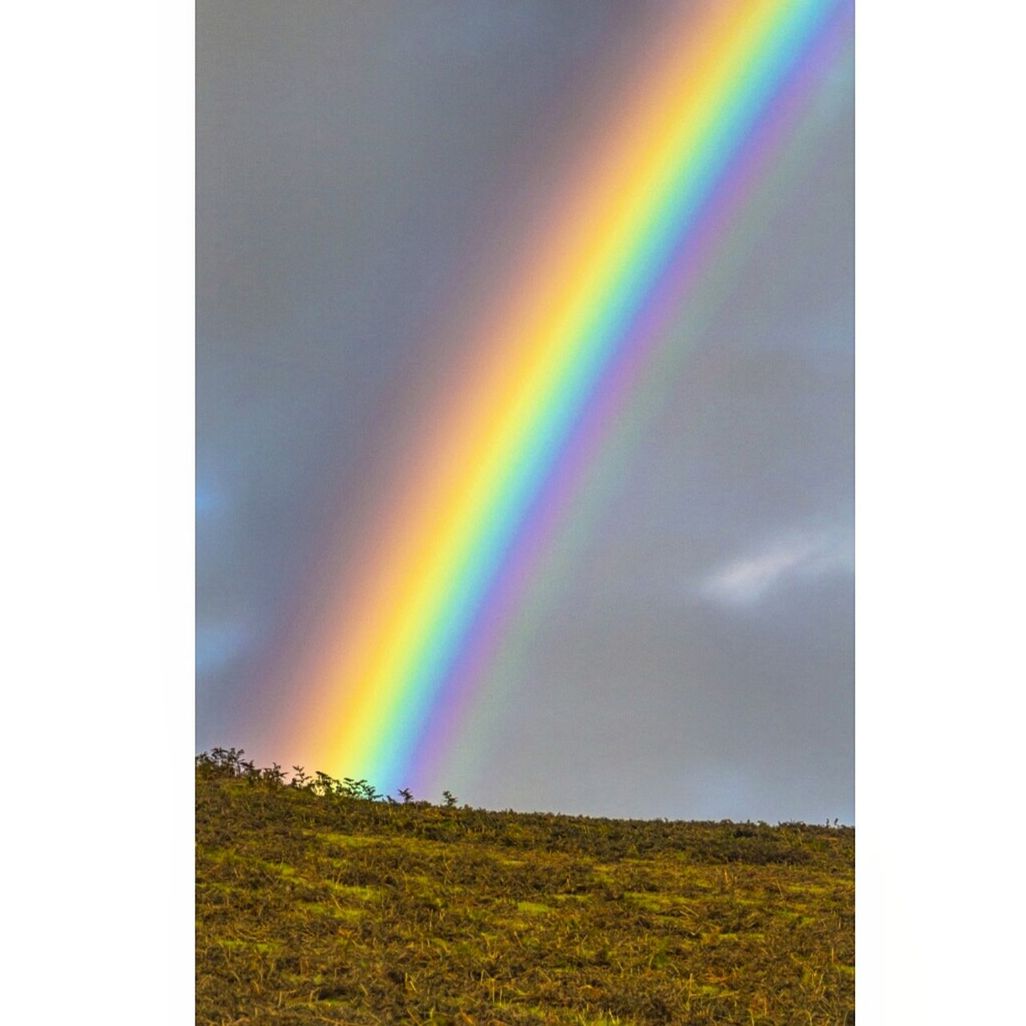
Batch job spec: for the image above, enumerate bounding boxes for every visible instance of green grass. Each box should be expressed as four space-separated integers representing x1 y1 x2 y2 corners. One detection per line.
197 763 853 1025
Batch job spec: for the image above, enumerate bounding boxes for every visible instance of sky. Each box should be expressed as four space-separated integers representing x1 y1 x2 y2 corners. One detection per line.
197 0 854 824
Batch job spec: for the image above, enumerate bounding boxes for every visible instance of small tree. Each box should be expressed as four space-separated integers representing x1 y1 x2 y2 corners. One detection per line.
314 771 339 797
195 747 249 777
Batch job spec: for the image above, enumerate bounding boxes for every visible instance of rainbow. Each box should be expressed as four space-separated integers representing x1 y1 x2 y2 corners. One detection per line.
283 0 853 793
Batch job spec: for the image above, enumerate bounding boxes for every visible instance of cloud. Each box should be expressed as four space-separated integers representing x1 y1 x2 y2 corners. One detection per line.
699 529 852 608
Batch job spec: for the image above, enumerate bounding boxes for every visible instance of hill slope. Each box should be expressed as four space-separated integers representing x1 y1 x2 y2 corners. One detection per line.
196 759 854 1025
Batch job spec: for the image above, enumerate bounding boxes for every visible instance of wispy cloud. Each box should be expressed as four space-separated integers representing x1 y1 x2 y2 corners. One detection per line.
699 528 852 608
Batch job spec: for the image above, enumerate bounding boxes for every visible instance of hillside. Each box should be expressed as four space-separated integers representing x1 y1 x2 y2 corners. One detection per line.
196 751 854 1025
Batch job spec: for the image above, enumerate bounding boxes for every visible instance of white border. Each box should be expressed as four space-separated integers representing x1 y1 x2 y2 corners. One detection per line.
857 2 1024 1021
4 3 194 1022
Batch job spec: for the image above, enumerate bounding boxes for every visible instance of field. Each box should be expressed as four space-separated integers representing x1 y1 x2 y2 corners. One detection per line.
197 752 854 1025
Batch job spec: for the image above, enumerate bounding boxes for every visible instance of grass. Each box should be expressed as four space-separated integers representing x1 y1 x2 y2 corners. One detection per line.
196 757 853 1025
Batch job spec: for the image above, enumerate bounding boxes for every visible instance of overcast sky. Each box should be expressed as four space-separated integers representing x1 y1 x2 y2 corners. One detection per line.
197 0 854 823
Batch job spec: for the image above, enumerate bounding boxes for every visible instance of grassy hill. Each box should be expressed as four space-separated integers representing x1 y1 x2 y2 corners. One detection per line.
196 750 854 1025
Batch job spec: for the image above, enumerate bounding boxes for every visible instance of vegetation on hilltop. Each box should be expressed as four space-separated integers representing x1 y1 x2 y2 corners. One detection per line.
196 748 854 1026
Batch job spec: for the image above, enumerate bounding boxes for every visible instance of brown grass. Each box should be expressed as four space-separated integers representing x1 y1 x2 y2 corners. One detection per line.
197 761 853 1025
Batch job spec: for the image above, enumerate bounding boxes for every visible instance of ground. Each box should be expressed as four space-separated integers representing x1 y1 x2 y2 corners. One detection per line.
197 764 854 1025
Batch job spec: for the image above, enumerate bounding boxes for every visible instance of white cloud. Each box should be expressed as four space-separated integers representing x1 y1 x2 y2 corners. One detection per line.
699 529 852 608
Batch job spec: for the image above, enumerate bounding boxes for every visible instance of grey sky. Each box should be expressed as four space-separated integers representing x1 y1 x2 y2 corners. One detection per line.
197 0 854 823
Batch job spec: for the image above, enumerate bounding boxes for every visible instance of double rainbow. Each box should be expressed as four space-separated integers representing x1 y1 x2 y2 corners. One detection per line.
286 0 852 792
